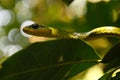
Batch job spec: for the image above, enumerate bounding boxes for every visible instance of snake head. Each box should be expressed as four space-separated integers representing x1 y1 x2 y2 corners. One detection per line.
23 23 52 37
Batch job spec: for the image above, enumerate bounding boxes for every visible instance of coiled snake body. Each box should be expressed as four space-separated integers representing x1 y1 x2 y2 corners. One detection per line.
23 23 120 41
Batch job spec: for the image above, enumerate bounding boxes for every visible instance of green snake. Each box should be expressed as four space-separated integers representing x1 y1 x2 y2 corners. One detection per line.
23 23 120 41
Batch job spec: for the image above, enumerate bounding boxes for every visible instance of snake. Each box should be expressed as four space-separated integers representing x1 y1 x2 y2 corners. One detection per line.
23 23 120 41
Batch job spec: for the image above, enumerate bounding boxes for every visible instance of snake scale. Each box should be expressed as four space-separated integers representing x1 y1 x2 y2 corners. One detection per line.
23 23 120 41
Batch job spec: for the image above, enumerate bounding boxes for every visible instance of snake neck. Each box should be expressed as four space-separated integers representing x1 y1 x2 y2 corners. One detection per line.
73 27 120 41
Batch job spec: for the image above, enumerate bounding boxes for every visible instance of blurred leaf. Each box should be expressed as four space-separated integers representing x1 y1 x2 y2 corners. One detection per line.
102 43 120 63
62 0 73 5
102 42 120 72
86 1 113 28
0 39 100 80
0 0 15 9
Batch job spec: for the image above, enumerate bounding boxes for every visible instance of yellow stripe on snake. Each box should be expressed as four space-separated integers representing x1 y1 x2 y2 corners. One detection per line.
23 23 120 41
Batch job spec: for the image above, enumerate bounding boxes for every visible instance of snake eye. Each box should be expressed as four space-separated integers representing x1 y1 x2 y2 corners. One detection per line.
30 23 46 29
30 23 40 29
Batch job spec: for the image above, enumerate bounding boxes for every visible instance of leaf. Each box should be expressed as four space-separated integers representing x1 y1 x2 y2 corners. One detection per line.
86 1 113 28
102 43 120 72
0 39 100 80
0 0 15 9
102 43 120 63
99 69 114 80
99 67 120 80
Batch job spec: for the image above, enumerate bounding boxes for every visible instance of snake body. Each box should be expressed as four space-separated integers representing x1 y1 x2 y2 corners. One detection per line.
23 23 120 41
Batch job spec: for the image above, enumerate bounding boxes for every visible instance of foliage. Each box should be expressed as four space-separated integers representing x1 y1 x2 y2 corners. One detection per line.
0 39 99 80
0 0 120 80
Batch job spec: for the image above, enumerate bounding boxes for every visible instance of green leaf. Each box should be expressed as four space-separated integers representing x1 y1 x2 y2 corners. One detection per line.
0 39 100 80
99 67 120 80
102 43 120 72
99 69 114 80
0 0 15 9
102 43 120 63
86 1 113 28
